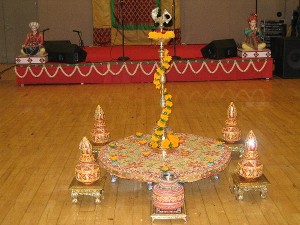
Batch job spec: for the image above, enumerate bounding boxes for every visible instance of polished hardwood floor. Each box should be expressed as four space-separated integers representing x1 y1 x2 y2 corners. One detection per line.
1 64 300 225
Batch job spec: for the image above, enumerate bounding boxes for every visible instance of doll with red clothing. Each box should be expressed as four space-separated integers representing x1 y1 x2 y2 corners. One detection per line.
238 13 270 58
242 13 266 51
21 22 46 56
16 22 48 64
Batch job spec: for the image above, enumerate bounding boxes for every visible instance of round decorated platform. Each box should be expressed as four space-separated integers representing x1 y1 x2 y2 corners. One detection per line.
97 133 231 183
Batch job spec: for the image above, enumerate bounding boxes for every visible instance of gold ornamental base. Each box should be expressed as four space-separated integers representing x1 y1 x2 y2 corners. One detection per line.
68 176 106 204
218 138 245 157
91 141 108 156
150 201 187 223
231 173 270 200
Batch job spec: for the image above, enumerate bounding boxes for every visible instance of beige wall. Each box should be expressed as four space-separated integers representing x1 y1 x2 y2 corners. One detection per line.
181 0 299 44
38 0 94 46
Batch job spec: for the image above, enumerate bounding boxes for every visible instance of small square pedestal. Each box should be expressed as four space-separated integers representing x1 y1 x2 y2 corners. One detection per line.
232 173 270 200
16 54 48 64
237 48 271 58
150 202 187 223
68 176 106 204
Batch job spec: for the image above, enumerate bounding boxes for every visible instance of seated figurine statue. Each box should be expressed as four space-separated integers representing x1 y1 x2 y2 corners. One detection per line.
21 22 46 56
242 13 266 51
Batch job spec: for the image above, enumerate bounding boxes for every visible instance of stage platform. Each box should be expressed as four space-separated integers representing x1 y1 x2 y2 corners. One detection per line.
15 45 273 85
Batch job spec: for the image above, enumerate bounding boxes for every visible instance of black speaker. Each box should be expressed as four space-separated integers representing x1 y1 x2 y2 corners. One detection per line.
271 37 300 78
44 40 87 64
201 39 237 59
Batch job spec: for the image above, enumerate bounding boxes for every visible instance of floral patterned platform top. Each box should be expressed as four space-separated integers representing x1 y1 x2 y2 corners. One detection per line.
97 133 231 183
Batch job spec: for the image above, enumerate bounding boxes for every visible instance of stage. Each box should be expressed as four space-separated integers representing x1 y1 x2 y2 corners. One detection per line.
15 45 273 85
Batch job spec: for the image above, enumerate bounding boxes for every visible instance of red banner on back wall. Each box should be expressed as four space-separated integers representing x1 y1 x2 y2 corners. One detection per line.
93 0 181 46
111 0 160 29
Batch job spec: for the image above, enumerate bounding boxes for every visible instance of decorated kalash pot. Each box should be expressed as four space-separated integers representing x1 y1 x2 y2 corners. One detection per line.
222 102 242 143
237 130 263 179
91 105 110 146
75 137 100 185
152 172 184 211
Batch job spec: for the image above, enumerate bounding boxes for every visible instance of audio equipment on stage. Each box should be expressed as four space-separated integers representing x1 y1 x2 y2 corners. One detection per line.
271 37 300 78
260 20 287 48
44 40 87 64
201 39 237 59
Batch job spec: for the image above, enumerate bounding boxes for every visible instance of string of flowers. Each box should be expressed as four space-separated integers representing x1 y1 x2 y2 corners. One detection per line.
148 31 175 41
149 48 179 149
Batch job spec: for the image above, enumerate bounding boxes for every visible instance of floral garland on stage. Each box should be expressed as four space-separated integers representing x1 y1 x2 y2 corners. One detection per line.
15 59 269 79
147 45 180 149
148 31 175 41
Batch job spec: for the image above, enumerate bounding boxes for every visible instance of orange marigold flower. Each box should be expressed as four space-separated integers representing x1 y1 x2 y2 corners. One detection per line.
162 62 170 69
162 108 171 115
164 55 172 62
168 134 180 143
151 135 160 142
148 32 156 39
171 140 179 148
149 141 159 148
155 129 164 135
166 101 173 107
156 67 164 75
165 31 175 38
110 155 118 161
154 73 160 79
161 165 169 171
135 132 143 137
157 120 166 128
153 79 160 85
138 140 147 145
164 94 172 100
160 114 168 121
161 139 171 148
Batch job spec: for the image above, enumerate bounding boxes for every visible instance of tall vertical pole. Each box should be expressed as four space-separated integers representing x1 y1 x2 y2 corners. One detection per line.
118 0 129 61
172 0 181 60
255 0 258 14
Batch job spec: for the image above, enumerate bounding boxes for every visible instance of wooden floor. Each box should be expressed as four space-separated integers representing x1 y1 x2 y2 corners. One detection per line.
1 64 300 225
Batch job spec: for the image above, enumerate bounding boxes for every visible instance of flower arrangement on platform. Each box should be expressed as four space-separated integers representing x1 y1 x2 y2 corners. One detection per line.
149 50 175 149
148 30 175 42
148 29 180 150
153 49 172 89
110 155 118 162
135 132 143 138
161 165 169 172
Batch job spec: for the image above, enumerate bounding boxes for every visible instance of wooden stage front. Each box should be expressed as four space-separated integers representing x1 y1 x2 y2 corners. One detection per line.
15 45 273 85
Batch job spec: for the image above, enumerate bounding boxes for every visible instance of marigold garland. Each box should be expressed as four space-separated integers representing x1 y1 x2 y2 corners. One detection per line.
148 31 179 149
148 31 175 41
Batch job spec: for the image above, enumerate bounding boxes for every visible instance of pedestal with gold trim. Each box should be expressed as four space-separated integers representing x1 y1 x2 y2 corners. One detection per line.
150 201 187 223
92 142 106 156
68 176 106 204
232 173 270 200
227 140 245 157
218 138 245 157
